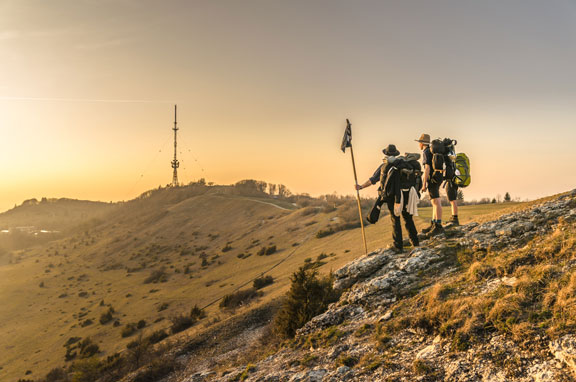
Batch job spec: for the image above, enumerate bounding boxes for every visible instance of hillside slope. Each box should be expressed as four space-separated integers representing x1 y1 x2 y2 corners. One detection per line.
0 184 520 382
178 189 576 382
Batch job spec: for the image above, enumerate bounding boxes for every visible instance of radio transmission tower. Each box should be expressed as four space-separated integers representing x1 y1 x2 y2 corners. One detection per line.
171 105 180 187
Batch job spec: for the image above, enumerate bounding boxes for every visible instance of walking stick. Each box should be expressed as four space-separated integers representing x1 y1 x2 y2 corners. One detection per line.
341 119 368 255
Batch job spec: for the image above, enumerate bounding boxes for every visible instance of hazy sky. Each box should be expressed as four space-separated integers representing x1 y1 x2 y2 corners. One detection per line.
1 0 576 212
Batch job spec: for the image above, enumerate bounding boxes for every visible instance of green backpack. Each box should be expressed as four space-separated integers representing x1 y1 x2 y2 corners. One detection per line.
453 153 471 187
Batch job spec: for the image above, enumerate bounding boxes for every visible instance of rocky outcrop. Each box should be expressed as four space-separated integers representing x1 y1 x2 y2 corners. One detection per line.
550 335 576 378
333 248 393 290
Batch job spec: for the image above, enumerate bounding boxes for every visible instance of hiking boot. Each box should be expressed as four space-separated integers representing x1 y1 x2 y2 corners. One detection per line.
386 244 403 254
444 215 460 228
421 221 434 234
427 222 445 237
411 239 420 247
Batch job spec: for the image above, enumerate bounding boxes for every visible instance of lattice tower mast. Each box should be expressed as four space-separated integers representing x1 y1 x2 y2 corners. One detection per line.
171 105 180 187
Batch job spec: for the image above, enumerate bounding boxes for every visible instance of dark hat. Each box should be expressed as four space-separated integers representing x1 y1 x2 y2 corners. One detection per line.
382 144 400 156
415 133 431 144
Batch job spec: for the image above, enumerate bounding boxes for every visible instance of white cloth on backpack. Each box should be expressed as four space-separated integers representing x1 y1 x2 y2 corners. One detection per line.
406 186 420 216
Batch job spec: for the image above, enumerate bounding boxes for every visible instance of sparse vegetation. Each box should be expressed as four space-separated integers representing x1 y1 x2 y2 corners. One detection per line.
220 288 262 309
274 264 341 338
380 219 576 361
253 275 274 289
190 304 206 320
0 181 532 381
169 314 197 334
78 338 100 359
147 329 169 344
99 307 115 325
157 302 169 312
144 267 168 284
132 358 176 382
121 323 139 338
256 245 277 256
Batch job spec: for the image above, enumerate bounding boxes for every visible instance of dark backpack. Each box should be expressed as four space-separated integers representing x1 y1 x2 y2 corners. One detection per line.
380 154 422 200
379 162 398 201
397 153 422 190
431 138 457 181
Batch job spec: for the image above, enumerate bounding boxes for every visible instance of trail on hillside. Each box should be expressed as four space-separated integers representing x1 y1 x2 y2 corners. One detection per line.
234 197 294 211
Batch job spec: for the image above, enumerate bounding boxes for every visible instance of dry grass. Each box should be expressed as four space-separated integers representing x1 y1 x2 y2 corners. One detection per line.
0 188 524 380
381 214 576 353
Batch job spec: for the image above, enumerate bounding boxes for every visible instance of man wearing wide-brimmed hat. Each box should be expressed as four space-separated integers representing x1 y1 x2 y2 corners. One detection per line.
416 133 445 236
356 144 419 253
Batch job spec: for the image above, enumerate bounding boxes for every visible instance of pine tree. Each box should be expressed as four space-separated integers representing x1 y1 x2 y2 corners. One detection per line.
504 192 511 202
274 265 340 338
457 190 464 201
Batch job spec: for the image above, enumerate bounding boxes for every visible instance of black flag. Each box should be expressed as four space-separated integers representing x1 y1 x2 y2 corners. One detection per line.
341 119 352 152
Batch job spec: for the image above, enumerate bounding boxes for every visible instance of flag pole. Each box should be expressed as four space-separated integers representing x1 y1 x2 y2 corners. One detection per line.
349 142 368 256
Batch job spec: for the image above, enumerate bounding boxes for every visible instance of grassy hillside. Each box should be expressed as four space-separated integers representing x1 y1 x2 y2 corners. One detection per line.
179 190 576 382
0 198 116 267
0 185 518 382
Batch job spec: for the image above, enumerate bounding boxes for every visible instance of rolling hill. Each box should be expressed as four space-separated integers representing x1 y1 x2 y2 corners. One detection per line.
0 183 520 382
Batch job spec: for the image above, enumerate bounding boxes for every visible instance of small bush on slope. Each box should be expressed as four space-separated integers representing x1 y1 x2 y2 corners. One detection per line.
274 263 341 338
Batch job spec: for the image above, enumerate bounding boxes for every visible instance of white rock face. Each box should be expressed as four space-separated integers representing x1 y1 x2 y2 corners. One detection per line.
289 369 326 382
333 249 393 290
550 335 576 377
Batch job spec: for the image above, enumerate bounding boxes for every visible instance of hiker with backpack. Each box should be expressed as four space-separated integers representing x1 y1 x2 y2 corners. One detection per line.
416 133 445 236
356 144 421 253
416 133 471 234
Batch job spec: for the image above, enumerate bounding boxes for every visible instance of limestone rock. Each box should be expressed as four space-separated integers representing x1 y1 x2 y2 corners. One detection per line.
333 248 393 290
550 335 576 377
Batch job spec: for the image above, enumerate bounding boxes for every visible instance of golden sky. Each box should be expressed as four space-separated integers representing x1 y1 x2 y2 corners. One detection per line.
1 0 576 212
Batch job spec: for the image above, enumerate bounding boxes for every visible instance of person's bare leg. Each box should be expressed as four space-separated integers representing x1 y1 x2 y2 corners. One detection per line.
451 200 458 217
434 198 442 221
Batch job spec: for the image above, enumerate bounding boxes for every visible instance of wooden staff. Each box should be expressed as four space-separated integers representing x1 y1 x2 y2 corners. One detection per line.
342 119 368 255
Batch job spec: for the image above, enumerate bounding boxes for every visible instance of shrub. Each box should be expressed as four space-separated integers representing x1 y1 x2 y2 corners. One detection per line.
253 275 274 289
170 314 196 334
190 305 206 320
148 329 169 344
317 253 328 261
222 243 233 252
70 358 101 382
274 265 341 338
45 367 67 382
144 268 168 284
257 245 277 256
133 358 176 382
157 302 169 312
126 333 151 370
99 307 114 325
315 227 335 238
338 354 359 367
64 336 82 347
137 320 147 329
219 288 261 309
121 323 138 338
78 338 100 358
300 207 318 216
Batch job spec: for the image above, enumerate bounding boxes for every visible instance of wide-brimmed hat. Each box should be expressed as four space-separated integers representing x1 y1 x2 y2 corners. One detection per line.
382 144 400 156
415 133 430 144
